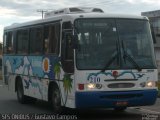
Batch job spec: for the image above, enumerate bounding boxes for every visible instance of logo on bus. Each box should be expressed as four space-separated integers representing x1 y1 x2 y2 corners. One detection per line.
42 58 50 73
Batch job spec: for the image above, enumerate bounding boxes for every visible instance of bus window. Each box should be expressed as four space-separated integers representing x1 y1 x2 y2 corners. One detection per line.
3 32 14 54
61 31 74 73
65 33 73 60
3 33 7 54
62 21 72 30
30 27 43 54
44 23 60 54
44 26 49 53
17 29 29 54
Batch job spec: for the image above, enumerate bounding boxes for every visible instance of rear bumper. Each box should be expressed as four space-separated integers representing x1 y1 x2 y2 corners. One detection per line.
75 89 158 108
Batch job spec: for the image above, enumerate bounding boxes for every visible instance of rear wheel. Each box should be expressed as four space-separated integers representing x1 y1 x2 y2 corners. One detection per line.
51 85 62 113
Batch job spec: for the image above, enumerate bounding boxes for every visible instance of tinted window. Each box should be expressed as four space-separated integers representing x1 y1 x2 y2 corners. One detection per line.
65 33 73 60
3 32 14 54
62 22 72 29
117 19 156 68
75 19 117 69
30 27 43 54
44 23 60 54
75 19 156 70
17 29 29 54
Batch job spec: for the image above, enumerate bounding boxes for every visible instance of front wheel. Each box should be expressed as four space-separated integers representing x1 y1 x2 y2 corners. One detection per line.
114 107 127 112
51 86 62 113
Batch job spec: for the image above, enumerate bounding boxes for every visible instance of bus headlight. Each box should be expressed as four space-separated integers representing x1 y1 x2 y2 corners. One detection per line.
87 83 96 89
146 81 155 87
87 83 102 89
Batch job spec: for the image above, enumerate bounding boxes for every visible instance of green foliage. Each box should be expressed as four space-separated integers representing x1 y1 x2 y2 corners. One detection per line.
54 62 73 94
63 74 73 93
54 62 61 78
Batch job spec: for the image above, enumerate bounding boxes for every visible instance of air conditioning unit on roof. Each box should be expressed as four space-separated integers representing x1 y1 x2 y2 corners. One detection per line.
44 7 104 18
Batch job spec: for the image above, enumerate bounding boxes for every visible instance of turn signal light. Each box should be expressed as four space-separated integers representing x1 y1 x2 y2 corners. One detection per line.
78 84 84 90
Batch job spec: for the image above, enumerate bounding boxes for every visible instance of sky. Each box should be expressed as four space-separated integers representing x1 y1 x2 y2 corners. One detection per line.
1 0 160 42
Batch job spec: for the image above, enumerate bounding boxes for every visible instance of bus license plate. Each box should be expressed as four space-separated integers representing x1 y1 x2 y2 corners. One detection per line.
116 101 128 106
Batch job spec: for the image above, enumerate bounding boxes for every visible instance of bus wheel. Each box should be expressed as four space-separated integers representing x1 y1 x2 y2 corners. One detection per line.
16 79 27 104
51 86 62 113
114 107 127 112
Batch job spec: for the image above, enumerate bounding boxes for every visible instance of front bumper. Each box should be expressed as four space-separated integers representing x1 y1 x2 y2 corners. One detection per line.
75 89 158 108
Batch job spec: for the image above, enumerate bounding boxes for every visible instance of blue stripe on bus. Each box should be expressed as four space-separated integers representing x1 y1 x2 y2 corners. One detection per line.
75 89 158 108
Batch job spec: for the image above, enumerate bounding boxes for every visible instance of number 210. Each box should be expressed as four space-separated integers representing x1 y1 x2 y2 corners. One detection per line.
89 76 100 83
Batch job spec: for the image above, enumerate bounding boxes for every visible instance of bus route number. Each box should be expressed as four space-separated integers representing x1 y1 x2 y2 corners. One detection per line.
88 76 100 83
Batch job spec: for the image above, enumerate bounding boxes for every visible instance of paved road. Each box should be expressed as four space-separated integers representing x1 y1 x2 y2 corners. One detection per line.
0 82 159 120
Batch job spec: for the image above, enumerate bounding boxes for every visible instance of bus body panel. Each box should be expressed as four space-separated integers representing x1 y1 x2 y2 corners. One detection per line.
74 69 158 108
75 69 158 91
3 55 76 108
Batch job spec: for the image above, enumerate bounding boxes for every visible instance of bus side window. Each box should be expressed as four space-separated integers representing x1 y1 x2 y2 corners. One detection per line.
3 32 7 54
3 32 14 54
30 27 43 54
44 23 60 54
44 26 49 53
17 30 29 54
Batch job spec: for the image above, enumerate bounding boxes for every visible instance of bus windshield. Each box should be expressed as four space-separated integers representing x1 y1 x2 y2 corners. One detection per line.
75 18 156 70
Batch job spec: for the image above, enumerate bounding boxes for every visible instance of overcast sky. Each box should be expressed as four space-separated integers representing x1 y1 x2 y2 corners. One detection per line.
0 0 160 42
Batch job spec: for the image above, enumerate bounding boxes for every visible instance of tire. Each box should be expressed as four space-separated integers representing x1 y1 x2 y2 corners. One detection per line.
114 107 127 112
51 85 62 113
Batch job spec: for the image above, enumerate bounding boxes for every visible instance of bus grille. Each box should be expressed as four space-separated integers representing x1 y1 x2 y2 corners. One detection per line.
100 94 143 99
108 83 135 88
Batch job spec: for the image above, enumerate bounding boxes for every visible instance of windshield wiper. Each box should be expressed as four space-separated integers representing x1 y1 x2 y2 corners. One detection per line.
121 40 142 71
101 41 119 72
101 52 118 72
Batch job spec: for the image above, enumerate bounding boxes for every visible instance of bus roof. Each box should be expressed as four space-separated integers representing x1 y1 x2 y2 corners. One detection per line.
4 12 148 30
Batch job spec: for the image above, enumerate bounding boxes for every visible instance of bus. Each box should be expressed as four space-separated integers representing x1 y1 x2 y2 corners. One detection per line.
3 7 158 112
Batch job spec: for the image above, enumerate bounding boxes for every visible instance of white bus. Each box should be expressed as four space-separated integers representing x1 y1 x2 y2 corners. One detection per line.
3 7 158 112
